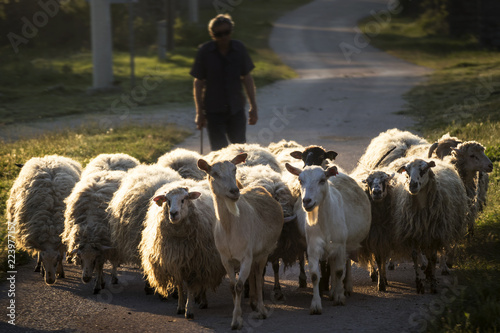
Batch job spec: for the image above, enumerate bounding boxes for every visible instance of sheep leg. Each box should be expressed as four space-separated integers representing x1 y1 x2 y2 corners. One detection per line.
56 256 65 279
185 287 195 319
388 259 395 271
111 262 119 285
298 254 307 288
176 283 185 315
34 253 42 272
272 259 284 300
319 260 330 294
424 251 438 294
198 290 208 309
369 255 378 282
248 265 258 311
144 275 154 295
412 249 424 294
308 255 322 315
375 254 387 292
344 259 353 296
254 257 269 319
232 259 251 330
329 250 346 306
93 260 105 295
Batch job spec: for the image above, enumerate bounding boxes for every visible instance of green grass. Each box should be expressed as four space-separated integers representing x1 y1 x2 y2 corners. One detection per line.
0 124 190 277
0 0 311 125
360 16 500 333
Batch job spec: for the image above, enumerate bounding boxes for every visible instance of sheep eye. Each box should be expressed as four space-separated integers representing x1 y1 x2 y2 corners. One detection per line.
319 179 326 185
181 199 185 204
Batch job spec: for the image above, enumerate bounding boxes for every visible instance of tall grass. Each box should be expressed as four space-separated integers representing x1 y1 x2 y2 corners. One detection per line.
360 16 500 333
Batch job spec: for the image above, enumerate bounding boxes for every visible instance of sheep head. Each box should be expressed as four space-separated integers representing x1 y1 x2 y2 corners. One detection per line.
71 243 113 284
286 163 338 212
362 171 394 202
452 142 493 173
39 246 63 285
153 187 201 224
290 146 338 168
428 135 462 159
397 159 435 195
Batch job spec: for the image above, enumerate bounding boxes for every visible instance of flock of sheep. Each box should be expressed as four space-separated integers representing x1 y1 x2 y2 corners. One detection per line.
6 128 493 330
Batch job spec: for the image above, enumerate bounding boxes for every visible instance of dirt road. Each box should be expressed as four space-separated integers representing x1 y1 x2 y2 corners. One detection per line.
0 1 447 332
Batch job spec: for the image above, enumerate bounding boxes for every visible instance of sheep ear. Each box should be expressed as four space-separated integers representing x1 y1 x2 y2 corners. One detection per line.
231 153 247 165
428 142 439 158
153 195 167 206
188 191 202 200
325 166 338 178
427 161 436 168
397 166 406 174
285 163 301 176
236 179 244 189
326 151 338 160
290 151 303 160
197 159 211 173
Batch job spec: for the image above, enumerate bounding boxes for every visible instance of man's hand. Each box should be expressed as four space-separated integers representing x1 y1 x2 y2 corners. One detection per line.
195 112 206 130
248 107 258 125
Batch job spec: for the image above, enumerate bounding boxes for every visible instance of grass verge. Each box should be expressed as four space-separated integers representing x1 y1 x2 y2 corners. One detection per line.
0 124 190 278
0 0 311 125
360 16 500 332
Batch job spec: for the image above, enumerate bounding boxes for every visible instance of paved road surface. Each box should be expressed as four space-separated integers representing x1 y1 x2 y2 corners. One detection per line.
0 1 444 332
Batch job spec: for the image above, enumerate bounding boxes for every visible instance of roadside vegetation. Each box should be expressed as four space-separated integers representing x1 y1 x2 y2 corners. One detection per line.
360 11 500 333
0 0 311 124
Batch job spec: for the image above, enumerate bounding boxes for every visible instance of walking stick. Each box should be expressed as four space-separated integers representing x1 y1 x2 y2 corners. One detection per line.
200 127 204 155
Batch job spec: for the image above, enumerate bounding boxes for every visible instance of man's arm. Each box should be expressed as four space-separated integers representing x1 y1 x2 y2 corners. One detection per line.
242 74 258 125
193 78 206 130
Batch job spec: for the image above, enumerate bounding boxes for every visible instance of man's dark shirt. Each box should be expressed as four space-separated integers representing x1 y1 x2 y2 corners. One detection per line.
190 40 255 115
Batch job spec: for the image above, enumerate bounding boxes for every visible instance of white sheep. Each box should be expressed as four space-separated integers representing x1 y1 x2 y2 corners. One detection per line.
236 164 306 297
139 179 226 319
106 164 182 289
157 148 206 181
80 153 139 179
392 158 469 293
356 128 429 170
61 170 125 294
6 155 82 285
198 153 283 330
285 163 371 314
204 143 282 173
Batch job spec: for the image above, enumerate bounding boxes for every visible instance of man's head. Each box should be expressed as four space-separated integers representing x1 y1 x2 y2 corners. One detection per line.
208 14 234 41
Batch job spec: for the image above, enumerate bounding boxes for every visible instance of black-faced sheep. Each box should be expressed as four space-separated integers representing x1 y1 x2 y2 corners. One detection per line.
6 155 82 285
106 164 182 289
139 179 225 319
392 158 469 293
80 153 139 179
357 170 397 292
198 153 283 330
157 148 206 181
61 170 126 294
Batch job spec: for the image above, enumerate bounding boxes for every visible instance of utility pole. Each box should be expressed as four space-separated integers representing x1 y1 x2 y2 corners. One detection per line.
89 0 114 90
166 0 175 51
188 0 198 23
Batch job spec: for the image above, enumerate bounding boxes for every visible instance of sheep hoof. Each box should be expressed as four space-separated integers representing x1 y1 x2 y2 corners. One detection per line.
177 308 185 315
144 286 154 295
34 266 41 273
185 312 194 320
309 306 322 315
334 295 346 306
370 271 378 282
250 301 257 312
416 280 425 294
378 284 386 292
273 289 284 301
299 278 307 288
58 272 65 279
93 288 101 295
112 277 119 285
231 316 243 330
